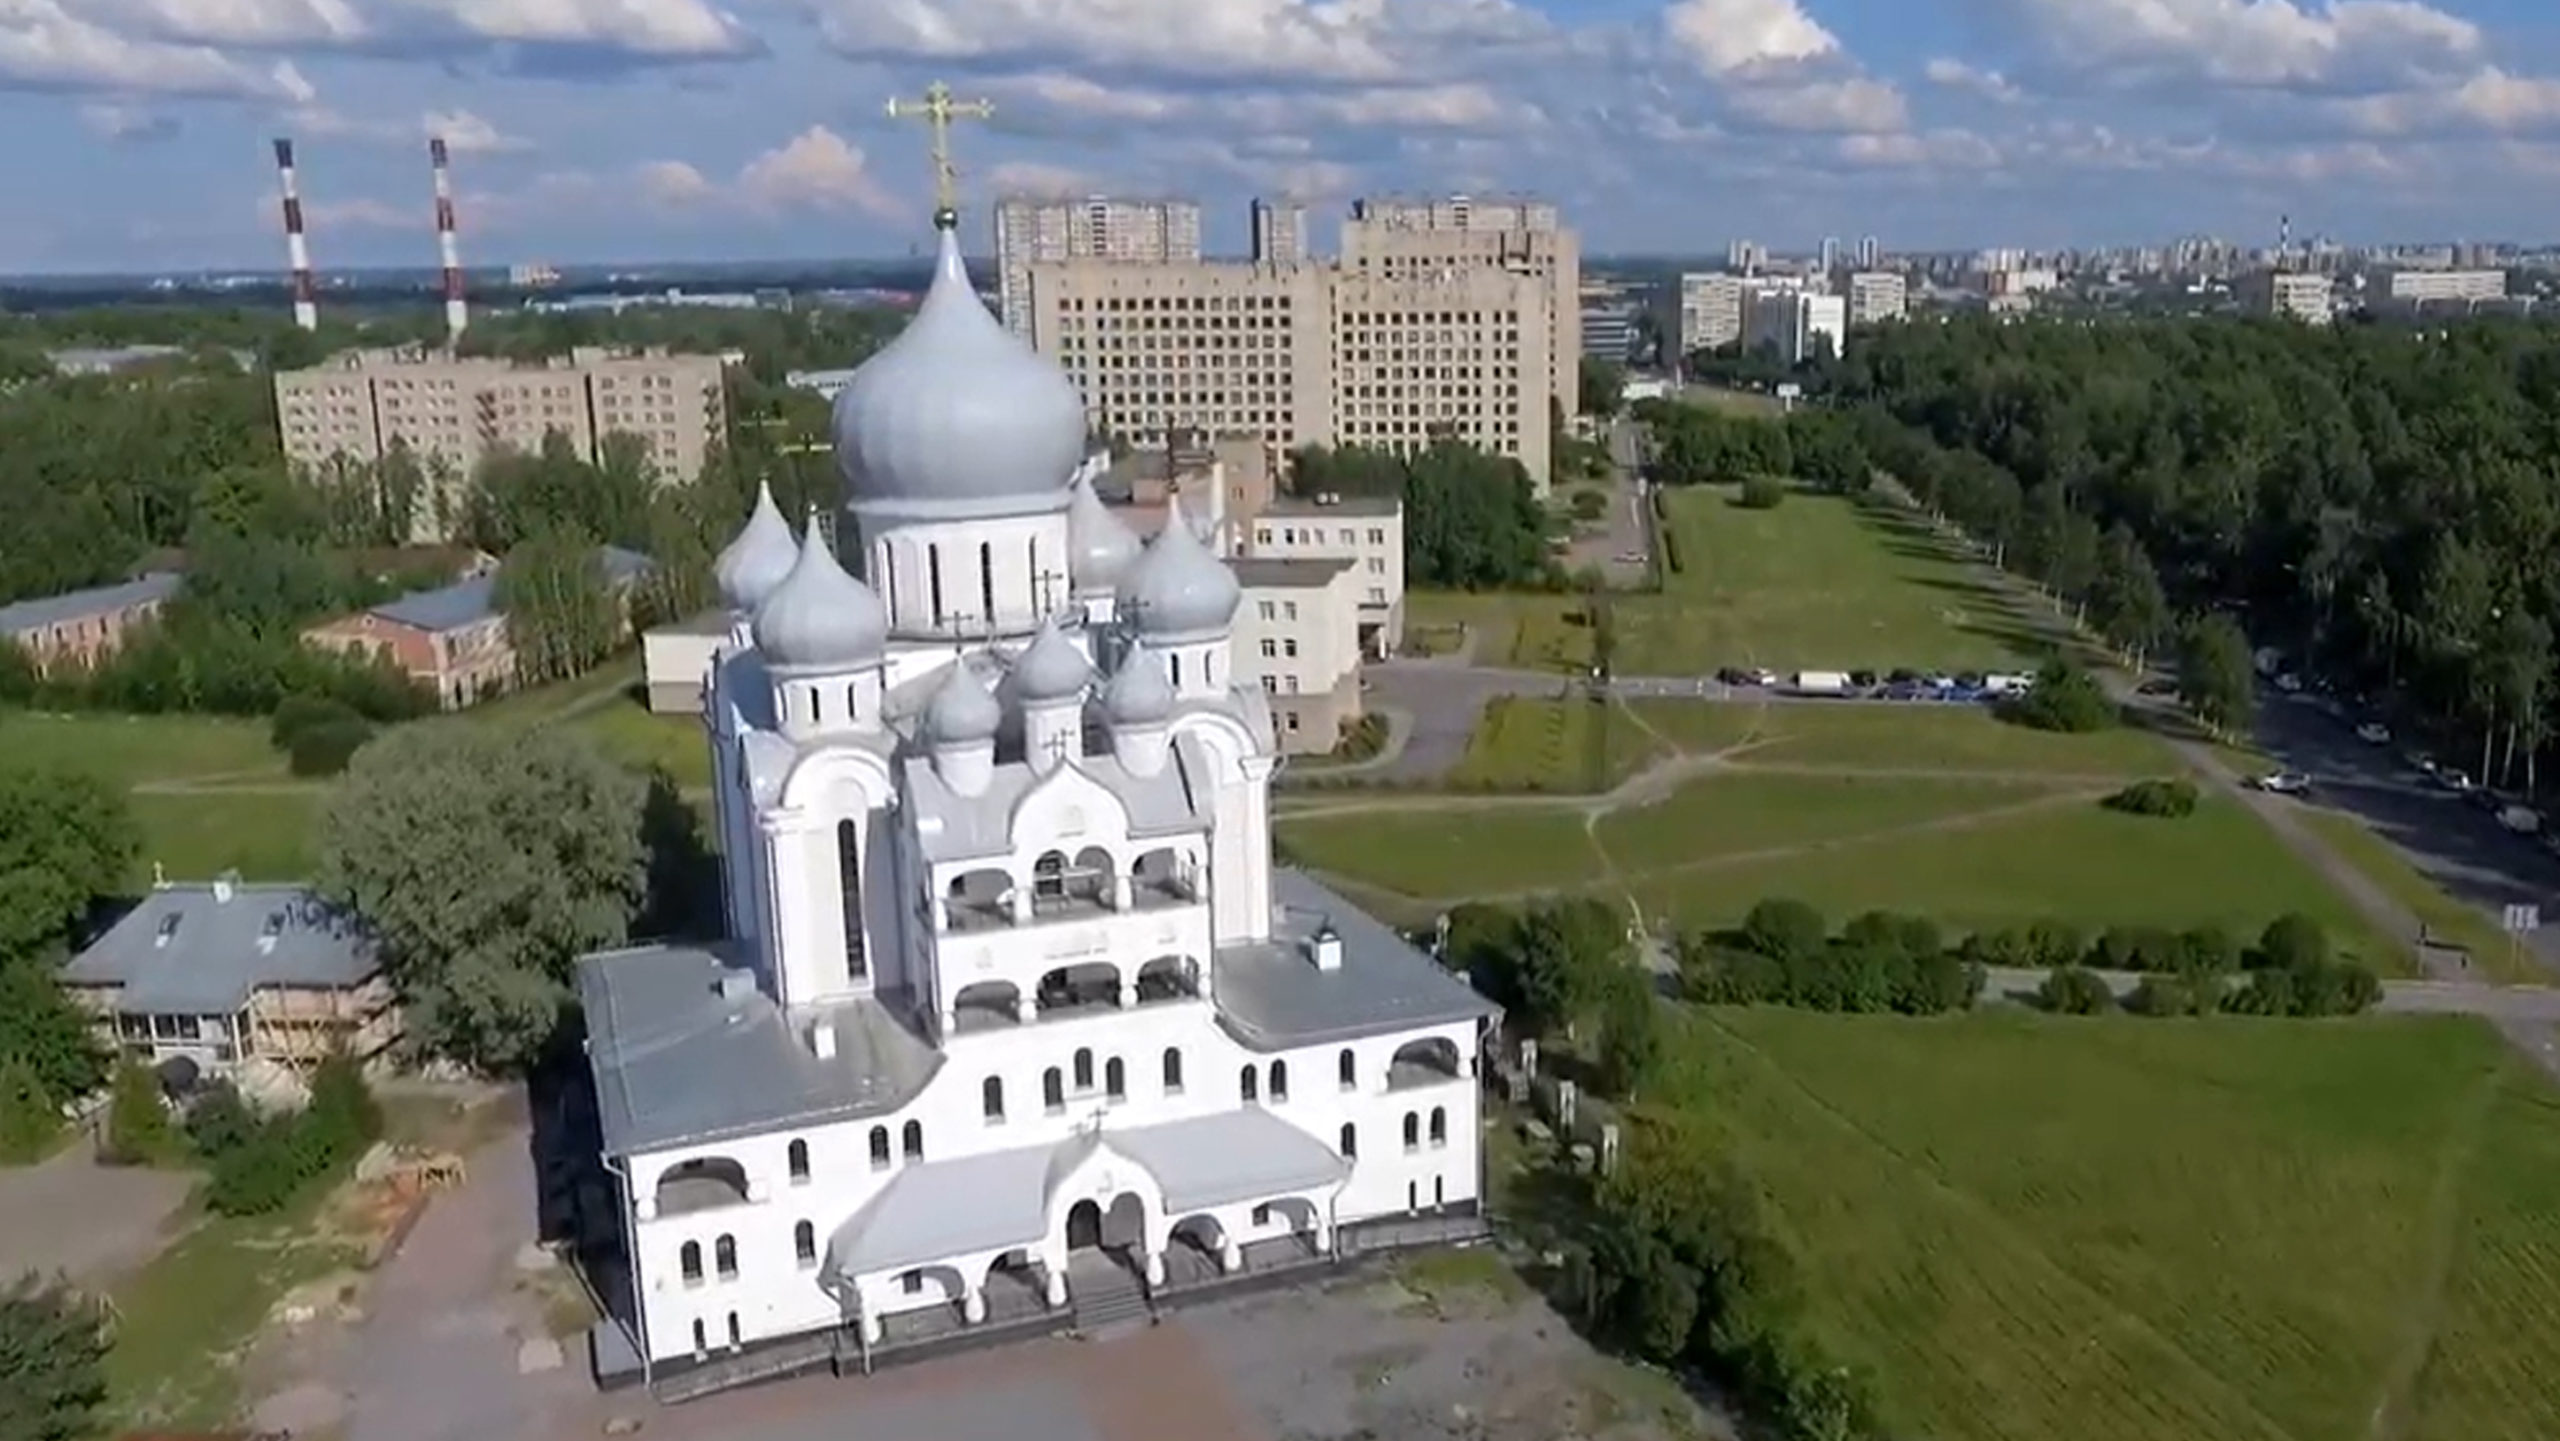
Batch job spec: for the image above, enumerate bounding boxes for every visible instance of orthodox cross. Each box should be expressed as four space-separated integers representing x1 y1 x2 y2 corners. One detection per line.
1042 728 1075 765
885 81 994 227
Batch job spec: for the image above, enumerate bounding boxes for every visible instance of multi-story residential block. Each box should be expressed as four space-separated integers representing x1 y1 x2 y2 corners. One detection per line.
1339 195 1579 429
1818 237 1841 275
1675 272 1746 356
1251 197 1310 265
2246 271 2335 323
300 546 653 708
991 195 1203 336
272 346 726 538
1846 271 1909 325
1249 495 1404 659
0 572 180 673
2378 268 2507 304
1742 288 1848 365
1581 288 1643 361
1856 235 1881 270
1727 239 1766 274
1025 257 1555 490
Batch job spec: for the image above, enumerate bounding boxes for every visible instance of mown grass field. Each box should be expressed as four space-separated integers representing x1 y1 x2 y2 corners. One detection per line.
1626 697 2174 777
2302 809 2531 983
1407 485 2045 677
1444 693 1664 792
1654 1008 2554 1441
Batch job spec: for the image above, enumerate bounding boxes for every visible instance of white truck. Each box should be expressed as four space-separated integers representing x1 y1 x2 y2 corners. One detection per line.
1791 670 1853 695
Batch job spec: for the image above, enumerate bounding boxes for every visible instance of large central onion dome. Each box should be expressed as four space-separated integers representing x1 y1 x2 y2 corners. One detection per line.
829 224 1090 522
752 518 889 673
1117 509 1241 644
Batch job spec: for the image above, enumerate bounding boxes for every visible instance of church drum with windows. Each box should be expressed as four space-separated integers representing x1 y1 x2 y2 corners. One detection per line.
575 196 1497 1379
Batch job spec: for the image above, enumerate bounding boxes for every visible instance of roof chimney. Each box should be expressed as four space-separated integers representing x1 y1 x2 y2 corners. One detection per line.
810 1017 838 1060
1309 925 1343 972
715 968 755 1002
211 870 239 905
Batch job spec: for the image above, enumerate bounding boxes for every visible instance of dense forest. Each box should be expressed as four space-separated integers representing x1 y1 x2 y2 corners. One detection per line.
0 300 885 715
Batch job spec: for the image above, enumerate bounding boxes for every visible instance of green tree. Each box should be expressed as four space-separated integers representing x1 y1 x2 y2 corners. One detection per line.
1740 898 1827 966
0 964 106 1116
1595 968 1662 1098
2176 612 2255 735
2038 966 2116 1015
1513 897 1626 1035
495 528 624 687
318 725 649 1071
1578 356 1627 419
101 1060 174 1166
0 770 138 961
0 1272 112 1441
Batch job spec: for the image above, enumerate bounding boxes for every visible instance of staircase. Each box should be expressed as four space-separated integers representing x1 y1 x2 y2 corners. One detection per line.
1069 1252 1153 1339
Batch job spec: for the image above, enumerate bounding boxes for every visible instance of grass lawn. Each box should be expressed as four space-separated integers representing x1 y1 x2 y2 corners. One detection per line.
1659 1007 2533 1441
2302 809 2531 983
1677 385 1784 417
570 691 713 791
1629 699 2174 777
1624 794 2403 970
127 790 323 884
0 711 283 785
1447 695 1665 792
1279 805 1602 901
1595 771 2064 875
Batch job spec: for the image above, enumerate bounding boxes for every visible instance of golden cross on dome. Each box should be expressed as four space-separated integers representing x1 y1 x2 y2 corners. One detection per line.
886 81 994 229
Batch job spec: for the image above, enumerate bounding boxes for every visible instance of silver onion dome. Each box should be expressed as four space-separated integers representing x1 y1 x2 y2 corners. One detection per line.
923 659 1004 746
713 481 798 613
1116 509 1241 643
750 518 889 673
1066 474 1143 595
1102 642 1175 726
1010 617 1091 704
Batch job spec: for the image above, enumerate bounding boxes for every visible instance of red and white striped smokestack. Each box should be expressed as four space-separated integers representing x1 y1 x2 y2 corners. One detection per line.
430 136 468 342
273 137 319 331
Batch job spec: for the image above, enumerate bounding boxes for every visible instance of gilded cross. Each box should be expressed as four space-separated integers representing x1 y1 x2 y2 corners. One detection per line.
885 81 995 227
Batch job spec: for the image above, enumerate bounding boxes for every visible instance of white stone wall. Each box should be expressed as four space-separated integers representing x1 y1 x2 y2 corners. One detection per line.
1234 572 1361 702
861 511 1073 637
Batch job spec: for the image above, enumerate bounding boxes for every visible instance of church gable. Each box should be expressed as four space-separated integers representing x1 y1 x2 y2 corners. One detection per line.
1007 762 1129 854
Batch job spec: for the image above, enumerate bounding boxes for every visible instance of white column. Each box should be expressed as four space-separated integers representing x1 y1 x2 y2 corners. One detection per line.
1043 1269 1067 1307
1112 872 1133 911
1144 1249 1166 1287
861 1310 883 1344
1015 993 1038 1023
1219 1239 1241 1273
963 1287 987 1324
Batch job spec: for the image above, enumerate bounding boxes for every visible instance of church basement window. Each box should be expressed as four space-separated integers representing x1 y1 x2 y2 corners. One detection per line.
902 1120 924 1161
1339 1123 1357 1158
983 1076 1005 1122
787 1139 809 1184
1269 1060 1289 1102
1162 1047 1183 1094
680 1240 703 1286
714 1234 737 1280
868 1126 891 1170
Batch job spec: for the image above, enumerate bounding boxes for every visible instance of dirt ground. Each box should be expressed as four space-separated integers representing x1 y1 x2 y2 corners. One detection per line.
0 1142 191 1284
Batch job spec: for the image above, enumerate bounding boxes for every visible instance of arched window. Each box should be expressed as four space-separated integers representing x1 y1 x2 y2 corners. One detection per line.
794 1220 816 1268
1035 852 1068 900
727 1311 742 1347
845 683 859 720
983 1076 1005 1121
881 544 899 626
868 1126 890 1169
901 1119 923 1161
1429 1107 1448 1147
1241 1065 1259 1103
1402 1112 1420 1150
691 1318 707 1352
714 1234 737 1279
680 1240 703 1284
1105 1056 1125 1100
1339 1123 1358 1158
927 543 945 625
1337 1048 1355 1090
1270 1059 1289 1102
1171 652 1183 688
836 820 866 981
979 540 996 624
1073 1047 1094 1091
787 1138 809 1183
1043 1067 1064 1111
1162 1047 1184 1094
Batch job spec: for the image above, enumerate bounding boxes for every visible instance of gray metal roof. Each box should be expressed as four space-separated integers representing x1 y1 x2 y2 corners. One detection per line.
1262 496 1401 517
578 946 941 1157
372 546 651 633
1230 558 1351 589
58 883 378 1016
824 1108 1346 1277
1213 871 1499 1050
0 572 180 636
900 737 1211 865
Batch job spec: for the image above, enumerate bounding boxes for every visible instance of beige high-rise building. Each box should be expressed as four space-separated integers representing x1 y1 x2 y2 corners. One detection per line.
991 195 1203 335
1025 257 1555 491
1339 195 1579 428
1251 197 1310 265
272 346 726 538
1846 271 1909 325
2246 271 2334 323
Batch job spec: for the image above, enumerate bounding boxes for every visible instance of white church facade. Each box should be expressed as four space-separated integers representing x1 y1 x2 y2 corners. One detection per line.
576 203 1497 1381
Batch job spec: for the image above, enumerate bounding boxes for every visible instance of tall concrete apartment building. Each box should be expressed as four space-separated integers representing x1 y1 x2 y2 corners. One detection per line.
2246 271 2335 323
273 346 726 539
991 195 1203 335
1846 271 1909 325
1251 197 1309 264
1337 195 1579 428
1024 258 1555 490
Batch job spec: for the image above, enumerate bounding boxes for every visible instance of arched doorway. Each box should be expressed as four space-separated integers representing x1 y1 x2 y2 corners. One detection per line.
1065 1199 1104 1251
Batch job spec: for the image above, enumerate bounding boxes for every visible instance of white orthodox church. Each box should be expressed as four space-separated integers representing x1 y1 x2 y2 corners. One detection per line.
576 205 1497 1381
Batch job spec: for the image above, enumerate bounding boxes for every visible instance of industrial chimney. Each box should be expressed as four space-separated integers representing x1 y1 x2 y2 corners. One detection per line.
430 136 468 343
272 137 319 331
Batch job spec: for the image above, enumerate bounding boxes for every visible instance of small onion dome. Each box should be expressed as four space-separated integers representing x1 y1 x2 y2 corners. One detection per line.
713 480 797 613
829 225 1089 520
1066 475 1142 595
1010 617 1091 704
924 660 1003 746
750 518 888 672
1103 643 1175 727
1117 510 1241 643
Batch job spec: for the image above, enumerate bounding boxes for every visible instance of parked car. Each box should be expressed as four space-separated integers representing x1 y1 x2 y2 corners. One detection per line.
2251 772 2312 795
1887 668 1923 685
2498 805 2541 835
2356 722 2392 744
1848 670 1879 689
1748 668 1778 687
2274 673 2304 693
2437 768 2476 793
1792 670 1854 695
1716 667 1753 686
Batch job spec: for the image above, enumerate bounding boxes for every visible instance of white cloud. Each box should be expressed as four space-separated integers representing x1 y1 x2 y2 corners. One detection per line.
981 160 1098 198
1834 128 2003 168
735 125 897 215
91 0 370 46
84 0 753 58
983 70 1184 120
78 101 177 139
1664 0 1837 76
1924 56 2021 102
425 108 530 152
635 159 715 206
2331 68 2560 136
1983 0 2482 92
0 0 310 96
1728 76 1907 133
804 0 1540 82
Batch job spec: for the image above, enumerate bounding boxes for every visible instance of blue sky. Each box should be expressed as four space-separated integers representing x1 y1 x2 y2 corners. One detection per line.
6 0 2560 273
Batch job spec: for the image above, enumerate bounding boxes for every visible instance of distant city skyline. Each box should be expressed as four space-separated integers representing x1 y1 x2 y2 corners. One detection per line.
6 0 2560 274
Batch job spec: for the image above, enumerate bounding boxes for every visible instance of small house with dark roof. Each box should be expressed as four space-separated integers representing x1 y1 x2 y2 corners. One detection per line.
0 572 181 674
301 544 652 708
58 875 399 1073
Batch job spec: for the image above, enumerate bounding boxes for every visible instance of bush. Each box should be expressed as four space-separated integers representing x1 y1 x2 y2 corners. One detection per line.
1569 490 1607 521
2174 925 2241 976
0 1273 113 1441
1680 904 1979 1016
2102 778 2199 817
184 1081 259 1158
270 693 363 752
100 1060 176 1166
1737 475 1786 509
1740 898 1827 965
2224 957 2380 1017
204 1056 380 1216
2038 965 2117 1014
1999 661 2115 733
2253 912 2330 971
2125 971 2220 1016
2086 924 2180 972
288 717 375 777
0 1058 60 1162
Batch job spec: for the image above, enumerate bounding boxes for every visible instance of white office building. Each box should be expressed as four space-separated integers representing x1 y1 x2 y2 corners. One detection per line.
581 211 1496 1385
1742 288 1847 366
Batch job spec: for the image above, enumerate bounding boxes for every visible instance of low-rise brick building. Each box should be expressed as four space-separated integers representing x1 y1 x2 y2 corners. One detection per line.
302 546 651 708
0 572 181 674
